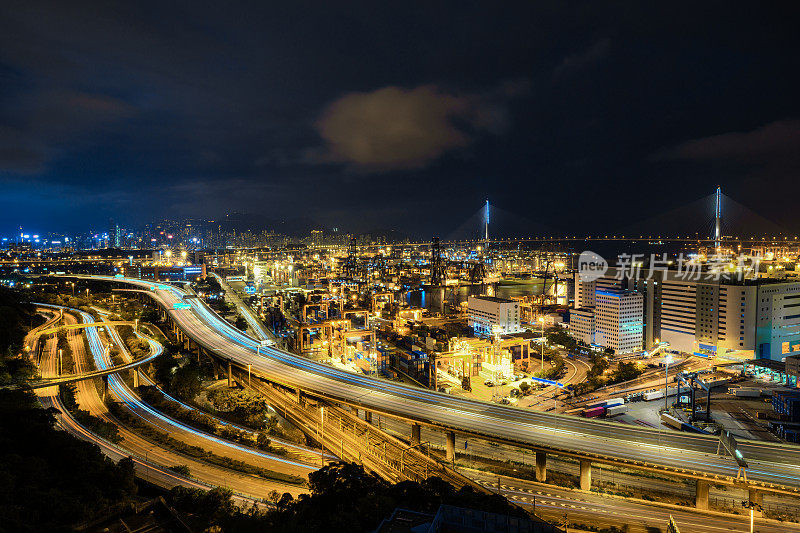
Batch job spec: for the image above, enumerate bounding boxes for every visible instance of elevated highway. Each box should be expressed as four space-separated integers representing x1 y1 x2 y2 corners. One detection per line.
26 309 280 506
37 319 137 336
62 275 800 504
20 349 159 390
15 304 157 391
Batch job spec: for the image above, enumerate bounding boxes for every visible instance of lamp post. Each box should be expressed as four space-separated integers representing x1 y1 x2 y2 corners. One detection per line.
320 406 325 466
538 317 545 376
664 354 673 411
742 500 763 533
401 441 425 473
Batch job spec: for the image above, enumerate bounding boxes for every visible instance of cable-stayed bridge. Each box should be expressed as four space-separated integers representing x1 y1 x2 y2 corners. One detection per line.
437 188 793 248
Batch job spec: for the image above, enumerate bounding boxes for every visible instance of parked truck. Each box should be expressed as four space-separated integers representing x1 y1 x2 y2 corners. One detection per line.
728 387 762 398
582 406 606 418
660 412 683 430
604 397 625 408
605 404 629 417
586 397 626 409
643 387 678 401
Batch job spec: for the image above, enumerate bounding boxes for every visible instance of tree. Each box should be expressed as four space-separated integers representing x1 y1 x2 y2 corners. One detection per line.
256 432 272 449
168 486 236 526
0 388 138 530
545 326 577 352
153 351 179 386
140 307 161 324
611 361 643 383
235 315 248 331
170 363 202 399
276 492 294 512
169 464 191 477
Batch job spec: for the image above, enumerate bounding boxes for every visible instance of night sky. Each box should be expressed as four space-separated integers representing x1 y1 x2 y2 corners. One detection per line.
1 2 799 238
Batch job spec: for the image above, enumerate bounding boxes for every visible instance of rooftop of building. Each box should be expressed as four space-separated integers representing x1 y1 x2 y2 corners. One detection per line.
374 504 554 533
469 295 514 304
597 266 800 287
373 508 433 533
500 330 536 340
596 288 640 298
74 497 192 533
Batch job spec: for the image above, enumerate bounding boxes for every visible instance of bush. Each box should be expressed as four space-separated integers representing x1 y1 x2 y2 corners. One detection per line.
170 364 202 399
0 387 137 531
169 464 191 476
59 384 122 443
108 402 305 486
136 386 287 457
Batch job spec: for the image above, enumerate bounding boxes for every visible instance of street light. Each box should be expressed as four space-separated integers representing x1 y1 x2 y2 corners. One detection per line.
742 500 763 533
664 354 673 411
538 317 546 376
320 406 325 466
401 441 426 472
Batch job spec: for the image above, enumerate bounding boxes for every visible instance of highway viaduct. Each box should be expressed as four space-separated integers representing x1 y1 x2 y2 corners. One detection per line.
59 274 800 513
21 305 161 393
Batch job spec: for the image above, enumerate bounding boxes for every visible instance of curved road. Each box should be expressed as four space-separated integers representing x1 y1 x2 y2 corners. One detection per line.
66 275 800 494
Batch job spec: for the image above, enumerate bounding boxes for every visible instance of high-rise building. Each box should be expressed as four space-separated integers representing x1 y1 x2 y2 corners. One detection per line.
660 277 800 360
570 307 596 345
594 289 644 354
310 229 323 248
467 295 520 336
574 269 800 361
107 218 120 248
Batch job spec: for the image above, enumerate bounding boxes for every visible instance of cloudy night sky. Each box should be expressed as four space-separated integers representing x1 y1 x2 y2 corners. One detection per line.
1 1 798 238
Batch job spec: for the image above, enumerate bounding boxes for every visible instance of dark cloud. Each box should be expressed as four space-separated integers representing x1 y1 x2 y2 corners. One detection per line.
657 119 800 164
313 85 510 171
0 126 45 174
552 38 611 82
0 1 798 235
0 90 136 175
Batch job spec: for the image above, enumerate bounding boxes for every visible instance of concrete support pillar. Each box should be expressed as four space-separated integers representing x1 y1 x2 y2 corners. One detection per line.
102 375 109 402
579 460 592 491
295 387 302 404
445 431 455 463
695 480 709 510
132 369 139 388
748 488 763 517
535 451 547 483
227 360 233 387
411 423 421 447
363 410 372 424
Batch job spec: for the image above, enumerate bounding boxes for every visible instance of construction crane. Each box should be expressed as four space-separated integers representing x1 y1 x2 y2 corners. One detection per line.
430 237 446 287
